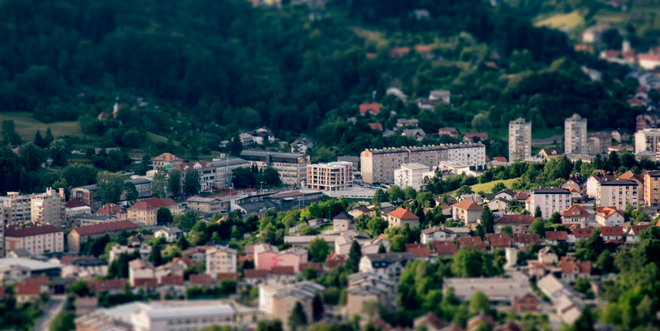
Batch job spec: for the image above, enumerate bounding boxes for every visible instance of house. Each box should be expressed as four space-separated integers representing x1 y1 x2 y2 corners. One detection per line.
572 228 595 241
442 274 532 306
388 89 409 103
86 279 127 294
545 231 569 245
432 240 459 257
586 171 617 198
595 207 625 226
438 127 459 138
463 133 489 143
334 234 357 255
396 118 419 129
68 220 139 253
538 148 562 160
538 247 558 264
5 223 64 256
259 281 324 331
386 208 420 228
491 157 508 165
560 256 591 281
401 129 426 142
153 226 183 242
368 122 384 131
254 244 308 272
76 297 99 316
189 274 213 287
95 203 127 220
458 237 485 250
493 215 534 233
414 312 447 331
182 247 208 264
452 199 483 225
626 225 652 243
561 205 590 226
359 103 380 116
420 226 456 244
127 197 180 226
170 160 217 191
429 90 451 104
494 189 516 201
7 248 31 259
243 269 268 285
333 212 354 232
128 259 155 287
405 243 433 261
15 283 44 303
513 233 541 247
61 256 109 280
488 197 509 212
600 226 625 241
291 138 315 154
358 253 415 283
389 47 411 58
486 234 513 251
513 292 541 313
561 174 587 195
325 253 346 269
152 153 183 169
348 206 372 219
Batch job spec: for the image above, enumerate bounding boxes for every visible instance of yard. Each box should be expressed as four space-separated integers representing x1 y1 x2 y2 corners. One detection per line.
446 177 520 197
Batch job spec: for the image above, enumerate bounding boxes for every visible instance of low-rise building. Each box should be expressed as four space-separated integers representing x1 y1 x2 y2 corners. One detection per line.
127 197 180 226
259 281 324 331
442 273 533 306
186 196 231 215
493 215 534 233
5 223 64 256
64 199 92 228
561 205 590 226
420 226 456 244
128 259 155 287
386 208 420 228
206 245 238 277
68 220 139 253
240 150 310 185
358 253 415 283
595 207 625 226
333 212 354 232
94 203 127 220
109 244 152 263
600 226 625 241
393 163 430 191
153 226 183 242
560 256 591 281
72 213 117 227
152 153 183 169
346 272 397 317
452 199 483 225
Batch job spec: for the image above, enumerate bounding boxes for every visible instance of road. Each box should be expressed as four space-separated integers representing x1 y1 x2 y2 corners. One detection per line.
531 135 563 146
34 295 66 331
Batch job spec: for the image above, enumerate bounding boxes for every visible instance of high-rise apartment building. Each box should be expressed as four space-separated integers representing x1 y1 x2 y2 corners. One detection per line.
360 143 485 184
0 192 32 224
31 188 66 229
634 128 660 157
306 162 353 191
565 114 587 155
597 178 638 210
645 171 660 207
394 163 430 191
509 118 532 162
240 150 310 185
528 187 571 219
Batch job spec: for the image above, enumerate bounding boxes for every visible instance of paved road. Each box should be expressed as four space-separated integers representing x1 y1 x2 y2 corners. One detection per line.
532 135 563 146
34 295 66 331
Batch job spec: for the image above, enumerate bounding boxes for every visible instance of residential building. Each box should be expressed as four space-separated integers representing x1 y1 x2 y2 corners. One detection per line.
72 214 117 227
109 244 152 262
170 160 217 192
348 206 372 219
438 127 459 138
442 273 533 305
153 226 183 242
70 185 101 210
463 133 489 143
334 234 357 255
259 281 324 331
432 240 459 257
396 118 419 129
128 259 155 286
405 243 433 261
401 129 426 142
561 174 587 195
95 203 127 220
346 272 397 316
595 207 625 226
597 178 638 210
306 162 353 191
513 293 541 313
186 196 231 215
394 163 430 191
31 188 65 228
600 226 625 241
386 208 420 228
359 253 415 283
240 150 310 185
509 118 532 161
561 205 590 226
560 256 591 281
564 114 588 155
488 198 509 212
1 192 32 223
127 197 180 226
359 103 381 116
420 226 456 244
493 215 535 233
152 153 183 169
210 158 251 189
0 258 61 281
5 223 64 256
538 148 563 160
123 178 153 200
333 212 354 232
360 143 484 184
206 245 238 277
528 187 571 219
587 132 612 155
68 220 139 253
634 128 660 155
626 225 652 243
15 282 44 303
253 244 308 272
586 171 617 198
429 90 451 104
644 170 660 207
513 233 541 247
337 156 359 171
64 199 91 228
452 199 483 225
61 256 109 280
291 138 315 154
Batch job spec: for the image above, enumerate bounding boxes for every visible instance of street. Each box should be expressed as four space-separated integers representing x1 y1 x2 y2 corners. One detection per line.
34 295 66 331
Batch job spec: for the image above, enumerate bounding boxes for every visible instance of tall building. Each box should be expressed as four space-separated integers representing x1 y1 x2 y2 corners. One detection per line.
634 128 660 156
31 188 66 229
360 143 485 184
394 163 430 191
528 187 571 220
644 171 660 207
509 118 532 162
306 161 353 191
240 150 310 186
597 178 638 210
0 192 32 224
564 114 587 155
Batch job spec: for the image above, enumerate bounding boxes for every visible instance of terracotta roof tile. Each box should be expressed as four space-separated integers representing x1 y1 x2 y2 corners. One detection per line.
134 278 158 288
15 283 41 296
494 215 534 225
272 266 295 275
432 240 458 255
545 231 568 241
359 103 381 115
387 208 420 220
325 253 346 269
513 233 541 244
65 199 89 209
189 274 213 285
405 243 432 257
153 153 182 162
95 203 126 216
72 220 138 236
160 275 184 285
128 197 178 211
243 269 268 279
5 223 63 237
216 272 239 281
561 205 590 217
560 257 591 275
452 199 484 211
600 226 625 237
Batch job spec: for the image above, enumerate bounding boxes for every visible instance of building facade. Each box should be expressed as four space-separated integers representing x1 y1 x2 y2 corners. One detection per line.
152 153 183 169
205 245 238 277
259 281 324 331
306 161 353 191
564 114 587 155
597 178 638 210
393 163 430 191
509 118 532 162
240 150 310 186
170 160 217 192
127 198 180 226
644 171 660 207
528 188 571 220
1 192 33 224
634 128 660 155
210 158 251 189
5 223 64 255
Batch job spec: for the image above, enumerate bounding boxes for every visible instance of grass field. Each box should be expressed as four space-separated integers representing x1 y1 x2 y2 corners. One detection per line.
0 111 82 141
534 10 585 29
447 178 519 197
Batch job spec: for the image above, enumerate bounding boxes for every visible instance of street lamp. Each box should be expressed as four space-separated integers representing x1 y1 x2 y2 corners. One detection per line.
260 181 264 192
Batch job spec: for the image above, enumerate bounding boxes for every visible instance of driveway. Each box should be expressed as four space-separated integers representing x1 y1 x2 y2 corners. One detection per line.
34 295 66 331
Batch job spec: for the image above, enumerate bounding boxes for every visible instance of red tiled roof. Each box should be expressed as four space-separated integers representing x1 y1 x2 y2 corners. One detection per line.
5 223 63 237
600 226 625 237
452 199 484 211
573 228 594 238
545 231 568 241
494 214 534 225
134 278 158 287
128 197 178 211
72 220 138 236
388 208 420 220
488 236 512 248
243 269 268 279
415 312 446 330
561 257 591 275
189 274 213 285
414 45 433 53
596 207 624 219
432 240 458 255
25 276 50 285
368 122 384 131
513 233 541 244
216 272 239 281
65 199 89 209
561 205 590 218
630 225 652 235
405 243 432 258
171 160 215 172
458 237 485 250
59 256 77 265
171 256 195 268
389 47 411 58
95 203 126 216
15 283 41 296
153 153 182 162
87 279 127 291
493 157 507 162
161 275 184 285
325 253 346 269
359 103 381 116
272 266 295 275
299 263 323 272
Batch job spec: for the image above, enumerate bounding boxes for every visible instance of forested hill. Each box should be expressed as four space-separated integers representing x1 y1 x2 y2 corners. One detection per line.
0 0 640 157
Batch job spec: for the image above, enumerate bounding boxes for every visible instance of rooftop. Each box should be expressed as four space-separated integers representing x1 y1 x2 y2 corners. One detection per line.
72 220 139 236
5 223 63 237
128 197 178 211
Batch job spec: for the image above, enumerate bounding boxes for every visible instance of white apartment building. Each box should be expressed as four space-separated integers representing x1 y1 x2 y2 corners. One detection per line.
109 244 152 263
509 118 532 162
360 143 484 184
1 192 32 224
205 245 238 277
4 223 64 255
240 150 310 185
528 187 571 220
634 128 660 156
565 114 587 155
597 178 638 210
358 253 415 284
393 163 430 191
132 303 235 331
259 281 324 330
306 161 353 191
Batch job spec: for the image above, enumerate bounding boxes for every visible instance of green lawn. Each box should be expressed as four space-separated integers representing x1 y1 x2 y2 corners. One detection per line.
534 10 585 29
1 111 82 141
446 178 520 197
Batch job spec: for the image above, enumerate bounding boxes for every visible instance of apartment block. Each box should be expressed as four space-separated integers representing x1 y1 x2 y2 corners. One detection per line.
210 158 251 189
528 187 571 220
645 171 660 207
240 150 310 185
5 223 64 256
127 197 180 226
509 118 532 162
205 245 238 277
259 281 324 331
587 132 612 155
1 192 32 224
306 161 353 191
170 160 216 192
393 163 430 191
360 143 484 184
31 188 66 229
565 114 587 155
597 178 638 210
634 128 660 156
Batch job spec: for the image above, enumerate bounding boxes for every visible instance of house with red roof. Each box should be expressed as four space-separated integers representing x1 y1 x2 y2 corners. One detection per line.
452 200 484 225
152 153 183 169
243 269 267 284
513 233 541 247
387 208 420 228
572 227 595 241
15 283 45 303
560 256 591 281
485 234 512 251
458 237 485 250
189 274 213 286
545 231 569 245
438 127 459 138
368 122 384 131
463 133 489 143
68 220 139 252
87 279 127 294
405 243 433 261
432 240 458 257
127 197 180 226
94 203 127 220
359 103 380 116
626 224 652 243
493 215 534 233
595 207 624 227
600 226 625 241
561 205 590 226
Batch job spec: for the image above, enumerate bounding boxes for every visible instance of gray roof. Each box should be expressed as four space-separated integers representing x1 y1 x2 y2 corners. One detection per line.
0 258 61 271
533 187 571 194
154 226 183 234
73 213 111 220
240 149 306 160
127 178 152 185
71 256 108 267
364 252 415 263
598 179 638 186
333 211 353 220
210 158 250 168
9 248 31 258
338 156 359 162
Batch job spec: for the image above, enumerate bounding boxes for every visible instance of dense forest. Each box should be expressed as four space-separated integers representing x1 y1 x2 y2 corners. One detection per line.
0 0 642 158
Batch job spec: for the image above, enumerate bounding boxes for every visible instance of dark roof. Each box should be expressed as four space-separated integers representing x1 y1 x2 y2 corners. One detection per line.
494 215 535 225
598 179 638 186
189 274 212 285
65 199 89 209
432 241 458 255
272 266 295 275
72 220 139 236
71 256 108 267
545 231 568 241
243 269 268 279
364 253 415 262
73 213 111 220
405 244 432 258
5 223 63 237
647 170 660 178
513 233 541 244
216 272 239 281
497 189 515 197
533 187 571 194
333 211 353 220
128 197 178 211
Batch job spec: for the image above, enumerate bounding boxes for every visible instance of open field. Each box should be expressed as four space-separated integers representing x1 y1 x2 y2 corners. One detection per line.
0 112 82 141
534 10 584 29
447 178 519 197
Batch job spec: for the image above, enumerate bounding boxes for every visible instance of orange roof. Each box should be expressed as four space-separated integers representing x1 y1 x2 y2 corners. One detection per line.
16 283 41 296
134 278 158 287
368 122 384 131
493 157 507 162
560 257 591 275
488 236 512 248
561 205 590 218
405 243 432 257
452 199 484 211
600 226 625 237
128 197 178 211
389 47 411 58
432 240 458 255
414 45 433 53
596 206 624 219
545 231 568 241
387 208 420 220
359 103 380 116
95 203 126 216
153 153 182 162
272 266 295 275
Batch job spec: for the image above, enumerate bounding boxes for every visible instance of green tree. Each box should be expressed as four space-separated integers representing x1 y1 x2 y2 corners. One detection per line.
404 186 417 200
173 211 200 232
69 279 91 297
124 182 139 204
388 185 405 201
468 291 491 315
308 237 331 261
97 171 125 204
302 266 318 280
346 240 362 272
44 127 54 146
529 219 546 237
168 169 182 196
491 182 506 193
471 113 492 132
367 217 388 237
548 212 561 224
63 163 98 187
19 142 47 172
480 205 494 234
48 138 69 166
372 188 386 206
49 311 75 331
162 245 182 262
152 167 168 198
500 226 513 235
34 130 47 148
534 206 542 218
183 168 201 196
288 301 308 331
232 167 256 189
312 294 324 321
157 207 174 224
263 167 282 186
390 234 408 252
176 236 189 250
